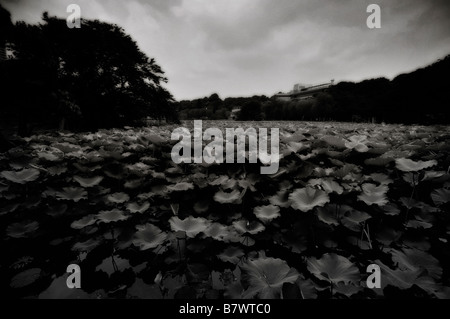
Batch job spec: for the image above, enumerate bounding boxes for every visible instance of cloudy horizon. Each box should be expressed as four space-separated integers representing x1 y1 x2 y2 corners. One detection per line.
2 0 450 101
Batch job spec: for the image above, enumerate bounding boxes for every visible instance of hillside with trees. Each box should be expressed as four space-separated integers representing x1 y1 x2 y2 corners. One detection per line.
177 54 450 124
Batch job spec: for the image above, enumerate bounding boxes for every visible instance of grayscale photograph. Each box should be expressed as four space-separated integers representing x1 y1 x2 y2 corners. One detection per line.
1 0 450 308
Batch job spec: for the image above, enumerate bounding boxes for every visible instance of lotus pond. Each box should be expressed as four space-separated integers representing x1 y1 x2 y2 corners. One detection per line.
1 120 450 299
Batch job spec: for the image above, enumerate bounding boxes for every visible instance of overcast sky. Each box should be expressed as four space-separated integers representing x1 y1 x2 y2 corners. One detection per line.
2 0 450 100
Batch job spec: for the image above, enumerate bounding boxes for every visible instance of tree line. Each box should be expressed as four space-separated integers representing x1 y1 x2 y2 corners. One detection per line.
0 5 178 141
177 54 450 124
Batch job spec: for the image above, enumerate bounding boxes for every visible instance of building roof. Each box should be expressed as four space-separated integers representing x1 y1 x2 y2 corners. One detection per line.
274 80 334 100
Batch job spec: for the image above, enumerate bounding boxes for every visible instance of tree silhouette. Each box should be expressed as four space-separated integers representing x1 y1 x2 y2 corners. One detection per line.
238 100 262 121
0 7 178 136
0 4 14 150
176 51 450 124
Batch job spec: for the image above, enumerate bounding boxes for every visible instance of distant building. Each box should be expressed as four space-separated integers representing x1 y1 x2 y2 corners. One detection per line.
274 80 335 101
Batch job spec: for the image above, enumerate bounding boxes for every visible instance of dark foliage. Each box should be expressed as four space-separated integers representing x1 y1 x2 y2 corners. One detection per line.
237 100 263 121
176 54 450 124
176 94 270 120
0 5 178 137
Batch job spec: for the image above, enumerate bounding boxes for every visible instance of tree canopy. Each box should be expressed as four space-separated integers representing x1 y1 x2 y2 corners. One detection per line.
0 6 178 136
176 54 449 124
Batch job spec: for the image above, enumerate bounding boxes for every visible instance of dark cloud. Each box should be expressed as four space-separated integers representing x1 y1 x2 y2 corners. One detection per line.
2 0 450 99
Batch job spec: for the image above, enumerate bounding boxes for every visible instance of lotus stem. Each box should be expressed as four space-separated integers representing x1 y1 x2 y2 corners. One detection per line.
363 224 372 249
177 239 182 261
405 173 416 223
176 237 186 262
360 223 365 246
111 255 118 272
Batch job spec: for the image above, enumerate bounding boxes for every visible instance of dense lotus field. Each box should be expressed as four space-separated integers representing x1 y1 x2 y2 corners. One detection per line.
1 120 450 299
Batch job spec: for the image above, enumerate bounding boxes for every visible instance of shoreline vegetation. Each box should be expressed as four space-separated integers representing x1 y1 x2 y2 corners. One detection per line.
176 55 450 125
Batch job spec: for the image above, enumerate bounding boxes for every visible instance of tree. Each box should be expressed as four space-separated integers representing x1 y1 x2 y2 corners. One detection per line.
0 4 12 43
1 9 178 135
312 93 334 120
1 4 20 148
238 100 262 121
207 93 222 113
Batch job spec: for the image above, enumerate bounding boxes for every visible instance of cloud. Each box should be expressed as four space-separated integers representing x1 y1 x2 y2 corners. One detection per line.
3 0 450 100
